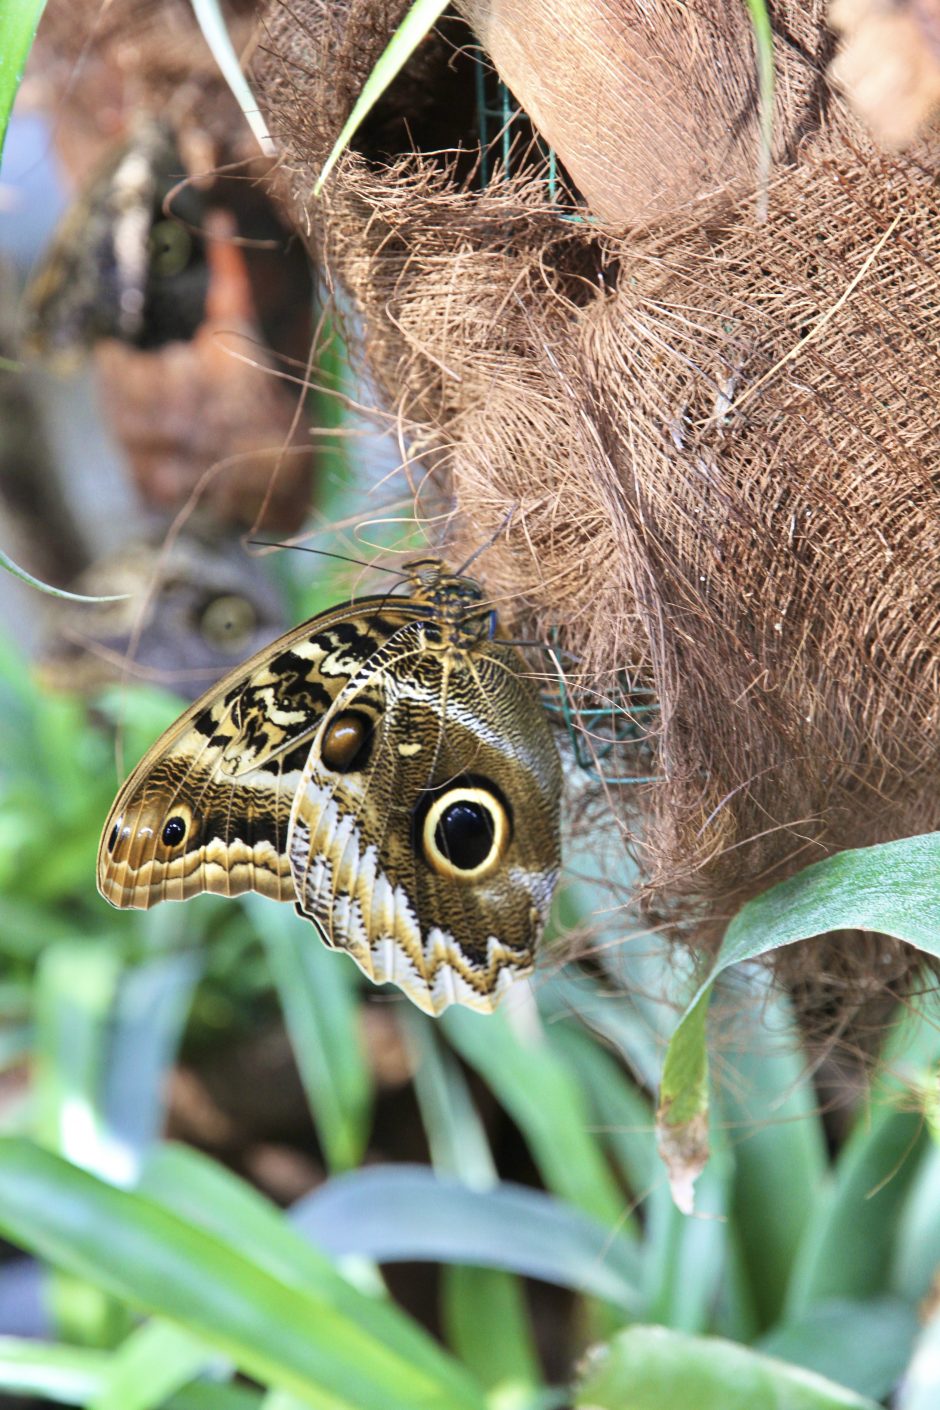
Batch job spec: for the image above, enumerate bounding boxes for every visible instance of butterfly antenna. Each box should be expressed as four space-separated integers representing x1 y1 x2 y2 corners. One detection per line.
454 506 517 577
247 541 412 580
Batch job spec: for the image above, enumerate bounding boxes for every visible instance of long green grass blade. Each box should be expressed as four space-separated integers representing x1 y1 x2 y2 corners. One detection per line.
0 1337 110 1405
0 1337 258 1410
0 0 46 162
314 0 450 195
0 1140 486 1410
189 0 273 155
136 1142 471 1388
249 897 371 1172
785 997 940 1317
744 0 775 218
90 1320 223 1410
399 1008 496 1186
443 1005 625 1225
719 982 827 1328
442 1265 540 1394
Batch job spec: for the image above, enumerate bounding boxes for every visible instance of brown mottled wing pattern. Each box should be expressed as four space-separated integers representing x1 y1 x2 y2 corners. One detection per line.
97 598 413 909
287 626 562 1015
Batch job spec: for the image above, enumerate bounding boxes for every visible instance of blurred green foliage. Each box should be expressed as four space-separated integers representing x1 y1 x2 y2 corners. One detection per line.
0 627 938 1409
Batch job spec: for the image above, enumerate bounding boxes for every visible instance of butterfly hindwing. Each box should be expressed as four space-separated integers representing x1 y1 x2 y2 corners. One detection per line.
287 625 561 1014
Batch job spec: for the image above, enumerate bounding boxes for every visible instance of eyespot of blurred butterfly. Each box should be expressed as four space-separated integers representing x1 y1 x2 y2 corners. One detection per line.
20 118 211 364
38 527 285 699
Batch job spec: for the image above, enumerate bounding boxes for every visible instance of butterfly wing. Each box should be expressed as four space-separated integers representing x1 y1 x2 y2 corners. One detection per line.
288 629 562 1014
97 596 412 909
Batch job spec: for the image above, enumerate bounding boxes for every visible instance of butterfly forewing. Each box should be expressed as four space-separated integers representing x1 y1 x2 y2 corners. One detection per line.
96 598 415 909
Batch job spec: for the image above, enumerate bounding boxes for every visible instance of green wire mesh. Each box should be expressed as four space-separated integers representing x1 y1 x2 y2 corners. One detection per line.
541 638 662 786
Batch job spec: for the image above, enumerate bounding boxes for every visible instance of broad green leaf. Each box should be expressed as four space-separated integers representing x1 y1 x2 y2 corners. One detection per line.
757 1297 918 1401
443 1003 625 1224
657 833 940 1206
249 897 371 1171
314 0 450 194
292 1164 643 1311
0 1139 485 1410
575 1325 881 1410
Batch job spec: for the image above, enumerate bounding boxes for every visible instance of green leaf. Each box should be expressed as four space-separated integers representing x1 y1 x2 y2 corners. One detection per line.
892 1144 940 1301
136 1143 475 1390
292 1165 643 1311
399 1007 496 1186
896 1304 940 1410
657 833 940 1206
757 1297 918 1401
0 1337 110 1405
314 0 450 194
34 941 124 1169
89 1320 223 1410
744 0 775 218
249 897 372 1172
0 1337 259 1410
443 1003 626 1225
575 1325 882 1410
0 1139 486 1410
0 2 46 161
442 1266 540 1394
719 982 827 1328
189 0 273 156
785 998 940 1316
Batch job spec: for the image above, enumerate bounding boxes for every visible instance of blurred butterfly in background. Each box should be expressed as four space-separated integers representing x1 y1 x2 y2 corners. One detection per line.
20 115 312 368
38 524 286 699
21 119 211 362
97 559 563 1015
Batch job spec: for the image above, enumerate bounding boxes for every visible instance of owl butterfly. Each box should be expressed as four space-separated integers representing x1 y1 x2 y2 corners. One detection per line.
21 119 211 362
98 560 562 1014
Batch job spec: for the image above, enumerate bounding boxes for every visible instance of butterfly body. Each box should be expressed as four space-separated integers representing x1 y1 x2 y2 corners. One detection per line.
98 560 562 1013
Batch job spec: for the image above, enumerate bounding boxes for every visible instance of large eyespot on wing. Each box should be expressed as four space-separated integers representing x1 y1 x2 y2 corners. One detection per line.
287 640 563 1016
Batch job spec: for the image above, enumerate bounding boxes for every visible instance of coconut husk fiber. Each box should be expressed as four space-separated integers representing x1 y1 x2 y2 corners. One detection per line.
252 1 940 1029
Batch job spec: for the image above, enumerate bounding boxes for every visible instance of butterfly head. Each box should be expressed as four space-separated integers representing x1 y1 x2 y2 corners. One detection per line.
402 558 496 647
